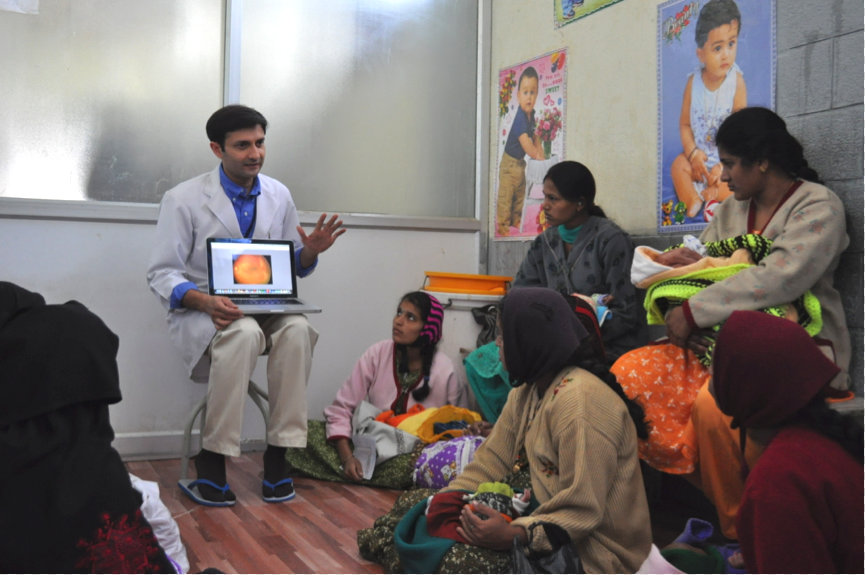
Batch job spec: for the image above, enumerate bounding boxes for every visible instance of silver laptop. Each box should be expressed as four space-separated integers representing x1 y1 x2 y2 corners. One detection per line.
206 238 321 314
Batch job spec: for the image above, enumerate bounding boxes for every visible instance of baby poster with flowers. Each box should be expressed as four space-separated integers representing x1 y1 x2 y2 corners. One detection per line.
494 50 567 240
657 0 775 233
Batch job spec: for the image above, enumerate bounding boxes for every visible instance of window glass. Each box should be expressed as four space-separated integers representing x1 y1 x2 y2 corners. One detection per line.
240 0 478 217
0 0 221 202
0 0 477 218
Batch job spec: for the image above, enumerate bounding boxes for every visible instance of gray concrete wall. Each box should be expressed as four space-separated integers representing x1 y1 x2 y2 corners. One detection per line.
775 0 863 394
488 0 863 394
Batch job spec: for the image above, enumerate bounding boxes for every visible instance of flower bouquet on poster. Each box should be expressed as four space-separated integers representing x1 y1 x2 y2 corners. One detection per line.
494 49 567 240
536 107 563 160
498 70 516 118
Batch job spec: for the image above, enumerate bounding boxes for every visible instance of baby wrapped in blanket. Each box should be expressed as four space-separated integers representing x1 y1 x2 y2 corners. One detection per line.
611 233 824 475
631 233 822 365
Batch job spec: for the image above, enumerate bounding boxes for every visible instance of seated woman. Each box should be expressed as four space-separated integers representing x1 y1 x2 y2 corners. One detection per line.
415 293 608 490
0 282 177 573
711 311 863 573
286 291 468 487
359 287 652 573
511 160 647 363
613 107 852 538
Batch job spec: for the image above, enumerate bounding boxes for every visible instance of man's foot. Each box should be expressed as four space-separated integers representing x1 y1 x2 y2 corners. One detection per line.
193 449 236 504
262 444 295 502
262 478 295 502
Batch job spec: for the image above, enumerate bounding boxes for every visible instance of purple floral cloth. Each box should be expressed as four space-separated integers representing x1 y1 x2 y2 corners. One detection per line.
413 435 485 489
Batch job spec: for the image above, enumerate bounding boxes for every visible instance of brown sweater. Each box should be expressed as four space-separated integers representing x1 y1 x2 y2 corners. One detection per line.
446 366 651 573
692 180 851 388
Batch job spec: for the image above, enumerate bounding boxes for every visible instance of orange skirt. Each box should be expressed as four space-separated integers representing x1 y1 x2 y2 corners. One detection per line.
611 342 711 474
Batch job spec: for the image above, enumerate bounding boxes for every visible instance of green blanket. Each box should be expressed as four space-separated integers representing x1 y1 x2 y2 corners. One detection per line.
645 234 823 366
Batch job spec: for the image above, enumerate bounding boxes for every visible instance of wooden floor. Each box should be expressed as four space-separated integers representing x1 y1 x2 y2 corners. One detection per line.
126 453 400 574
127 454 721 574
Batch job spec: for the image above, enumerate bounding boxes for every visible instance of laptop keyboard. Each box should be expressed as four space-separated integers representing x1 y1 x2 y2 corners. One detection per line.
234 298 294 306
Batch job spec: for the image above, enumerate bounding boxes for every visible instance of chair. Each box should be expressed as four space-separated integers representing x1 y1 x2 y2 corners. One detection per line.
179 378 270 480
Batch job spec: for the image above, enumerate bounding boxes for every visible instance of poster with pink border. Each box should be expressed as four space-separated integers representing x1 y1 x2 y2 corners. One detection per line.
493 49 567 240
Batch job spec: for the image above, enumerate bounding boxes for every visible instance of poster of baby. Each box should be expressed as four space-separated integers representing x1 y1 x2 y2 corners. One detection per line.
494 50 567 240
657 0 775 233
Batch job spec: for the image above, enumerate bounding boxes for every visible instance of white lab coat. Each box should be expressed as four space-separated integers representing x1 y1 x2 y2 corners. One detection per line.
146 166 306 378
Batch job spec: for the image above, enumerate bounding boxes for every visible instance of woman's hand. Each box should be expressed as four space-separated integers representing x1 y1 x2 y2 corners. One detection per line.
333 437 364 481
665 306 693 349
686 329 714 356
456 502 526 551
341 455 365 481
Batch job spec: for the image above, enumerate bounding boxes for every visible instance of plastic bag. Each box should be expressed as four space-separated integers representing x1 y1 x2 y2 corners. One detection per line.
471 304 498 348
130 473 189 573
511 522 581 574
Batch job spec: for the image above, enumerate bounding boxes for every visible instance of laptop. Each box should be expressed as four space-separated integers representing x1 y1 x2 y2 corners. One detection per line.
206 238 321 314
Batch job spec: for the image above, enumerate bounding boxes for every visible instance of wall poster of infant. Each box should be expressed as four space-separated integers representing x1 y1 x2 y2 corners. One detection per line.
657 0 775 233
493 49 567 240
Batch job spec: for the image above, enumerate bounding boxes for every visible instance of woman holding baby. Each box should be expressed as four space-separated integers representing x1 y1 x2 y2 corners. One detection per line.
615 106 852 540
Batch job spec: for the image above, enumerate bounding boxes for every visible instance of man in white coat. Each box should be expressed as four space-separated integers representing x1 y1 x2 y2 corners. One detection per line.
147 105 345 506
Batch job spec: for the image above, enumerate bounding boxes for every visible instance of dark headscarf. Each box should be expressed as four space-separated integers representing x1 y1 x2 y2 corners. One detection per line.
0 282 173 573
565 294 607 364
500 287 588 385
0 281 122 426
712 310 840 429
0 280 46 328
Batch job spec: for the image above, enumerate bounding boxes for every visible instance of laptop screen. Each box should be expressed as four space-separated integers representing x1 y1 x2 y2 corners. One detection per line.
206 238 297 298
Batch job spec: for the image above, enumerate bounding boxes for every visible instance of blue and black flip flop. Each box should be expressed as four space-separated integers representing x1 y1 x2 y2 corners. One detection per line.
178 478 236 507
262 477 295 503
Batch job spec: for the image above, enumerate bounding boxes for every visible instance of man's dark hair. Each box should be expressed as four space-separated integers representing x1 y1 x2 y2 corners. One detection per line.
205 105 268 149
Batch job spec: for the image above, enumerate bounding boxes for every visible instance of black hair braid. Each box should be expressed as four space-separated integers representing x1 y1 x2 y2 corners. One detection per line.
769 129 822 183
794 397 863 463
576 356 649 439
411 346 436 402
396 344 409 374
791 155 821 183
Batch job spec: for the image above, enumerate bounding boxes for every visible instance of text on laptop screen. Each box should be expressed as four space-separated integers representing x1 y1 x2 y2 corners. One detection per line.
209 240 296 296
